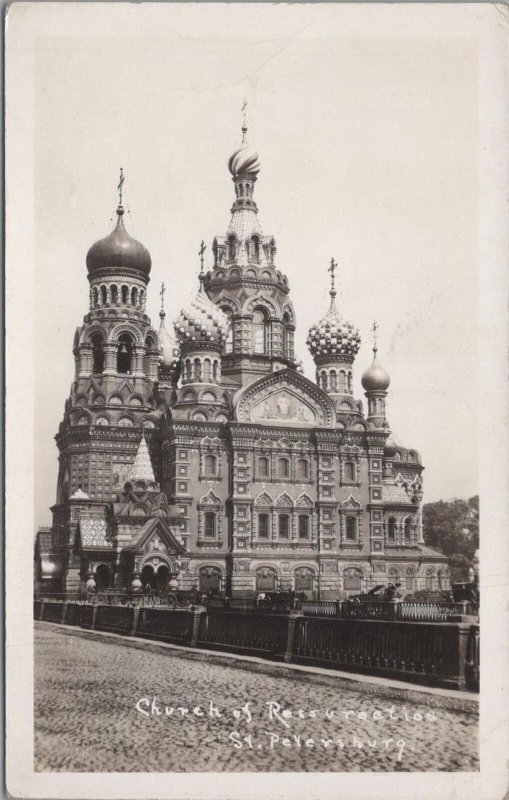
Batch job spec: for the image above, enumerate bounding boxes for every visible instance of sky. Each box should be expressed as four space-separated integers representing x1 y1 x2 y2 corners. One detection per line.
29 4 480 526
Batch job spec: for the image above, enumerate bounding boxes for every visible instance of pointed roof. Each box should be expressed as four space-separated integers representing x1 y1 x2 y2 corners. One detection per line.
69 488 90 501
121 517 186 554
130 435 155 482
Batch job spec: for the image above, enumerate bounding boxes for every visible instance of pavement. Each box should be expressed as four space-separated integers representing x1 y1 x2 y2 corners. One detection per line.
34 622 479 773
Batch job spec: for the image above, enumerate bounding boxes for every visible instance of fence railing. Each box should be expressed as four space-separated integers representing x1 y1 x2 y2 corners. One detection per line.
35 600 479 691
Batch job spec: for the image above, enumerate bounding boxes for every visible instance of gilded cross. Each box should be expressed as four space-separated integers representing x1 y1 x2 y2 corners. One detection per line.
160 282 166 312
371 320 379 354
199 240 206 274
328 257 337 294
241 99 248 143
117 167 124 206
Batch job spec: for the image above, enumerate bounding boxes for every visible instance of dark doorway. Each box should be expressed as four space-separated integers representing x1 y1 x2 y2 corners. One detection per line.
141 564 156 591
95 564 111 591
199 567 221 595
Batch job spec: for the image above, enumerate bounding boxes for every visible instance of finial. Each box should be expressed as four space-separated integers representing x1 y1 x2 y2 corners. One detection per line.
159 282 166 321
371 320 379 357
241 99 248 144
117 167 124 209
328 257 337 300
198 240 206 292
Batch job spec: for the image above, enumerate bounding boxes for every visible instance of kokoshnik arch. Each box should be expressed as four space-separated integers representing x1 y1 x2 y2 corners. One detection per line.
34 117 449 599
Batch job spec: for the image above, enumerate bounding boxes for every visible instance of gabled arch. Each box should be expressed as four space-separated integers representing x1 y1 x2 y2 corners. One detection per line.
341 494 362 509
254 491 274 506
295 493 314 508
108 322 144 345
275 491 293 508
244 293 278 316
199 489 221 506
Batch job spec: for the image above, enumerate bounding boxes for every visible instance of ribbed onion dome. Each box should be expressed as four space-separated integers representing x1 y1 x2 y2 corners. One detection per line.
174 291 229 348
86 207 151 277
361 354 391 391
228 144 261 177
307 299 361 360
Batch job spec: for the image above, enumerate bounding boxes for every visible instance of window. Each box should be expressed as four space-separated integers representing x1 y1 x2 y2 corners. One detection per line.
404 518 412 543
388 518 397 542
297 459 309 480
91 334 104 374
406 574 414 591
425 571 433 590
204 455 216 476
204 512 216 538
258 514 270 539
279 514 290 538
330 371 337 391
283 313 294 360
298 515 309 540
117 334 133 374
258 457 269 478
221 308 233 353
278 458 290 479
344 462 355 482
345 517 357 541
253 309 268 354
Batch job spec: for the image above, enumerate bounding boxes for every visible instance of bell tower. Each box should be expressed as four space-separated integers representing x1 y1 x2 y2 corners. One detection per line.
204 104 296 388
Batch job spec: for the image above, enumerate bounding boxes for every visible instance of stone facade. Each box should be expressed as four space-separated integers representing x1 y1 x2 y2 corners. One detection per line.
34 124 449 598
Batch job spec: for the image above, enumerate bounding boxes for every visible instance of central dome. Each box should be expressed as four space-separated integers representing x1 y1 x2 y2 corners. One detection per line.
86 208 151 277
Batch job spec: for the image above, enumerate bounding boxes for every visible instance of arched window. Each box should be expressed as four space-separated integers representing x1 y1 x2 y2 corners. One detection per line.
278 458 290 479
347 372 353 392
279 514 290 538
344 462 355 482
338 371 347 392
437 570 444 590
111 284 118 304
425 569 434 590
330 371 337 391
117 334 133 374
320 372 327 391
283 312 294 360
213 360 219 382
92 287 99 307
100 285 107 305
91 333 104 374
252 308 268 354
406 570 414 592
121 285 129 304
194 358 202 381
258 513 270 539
139 290 145 309
204 454 216 476
404 518 412 543
298 515 310 540
203 359 211 383
204 512 216 538
258 457 269 478
185 359 192 382
297 459 309 479
388 518 397 542
250 236 260 262
228 236 236 260
345 517 357 541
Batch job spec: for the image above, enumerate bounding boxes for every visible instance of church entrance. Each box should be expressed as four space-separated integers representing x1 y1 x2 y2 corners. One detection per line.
141 564 156 591
294 567 314 598
95 564 111 591
157 565 170 592
199 566 221 596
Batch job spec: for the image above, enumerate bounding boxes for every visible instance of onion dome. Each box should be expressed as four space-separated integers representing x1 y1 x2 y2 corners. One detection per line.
384 433 398 457
228 144 261 177
86 206 151 277
158 311 180 368
307 299 361 361
361 354 391 391
174 290 228 348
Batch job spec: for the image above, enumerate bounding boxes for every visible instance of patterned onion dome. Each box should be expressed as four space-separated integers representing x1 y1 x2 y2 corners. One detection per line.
228 144 261 177
307 301 361 360
86 207 151 277
361 356 391 391
158 314 181 368
174 291 229 348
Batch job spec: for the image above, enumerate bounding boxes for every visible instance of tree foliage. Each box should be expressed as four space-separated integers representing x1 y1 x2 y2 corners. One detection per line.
422 496 479 581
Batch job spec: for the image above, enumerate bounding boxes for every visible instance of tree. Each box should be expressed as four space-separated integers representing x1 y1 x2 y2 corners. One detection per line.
422 496 479 581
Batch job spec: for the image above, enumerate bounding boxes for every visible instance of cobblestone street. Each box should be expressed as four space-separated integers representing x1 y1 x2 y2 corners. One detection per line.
34 623 478 772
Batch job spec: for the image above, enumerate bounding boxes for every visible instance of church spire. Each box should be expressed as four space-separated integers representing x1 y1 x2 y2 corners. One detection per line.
130 434 155 482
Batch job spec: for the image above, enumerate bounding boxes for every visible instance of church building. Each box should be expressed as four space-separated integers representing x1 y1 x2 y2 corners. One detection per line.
34 121 449 599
